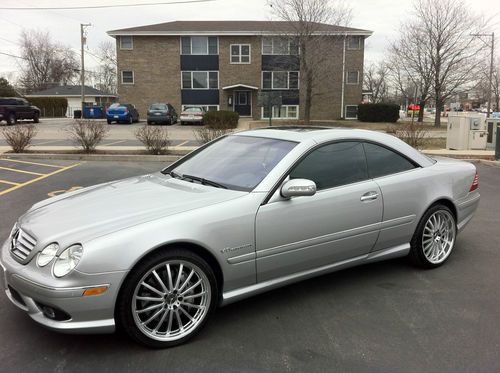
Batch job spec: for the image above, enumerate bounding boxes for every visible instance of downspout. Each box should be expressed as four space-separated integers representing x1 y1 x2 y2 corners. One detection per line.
340 33 347 119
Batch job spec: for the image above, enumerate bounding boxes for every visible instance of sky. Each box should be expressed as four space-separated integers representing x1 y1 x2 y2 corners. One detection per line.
1 0 500 81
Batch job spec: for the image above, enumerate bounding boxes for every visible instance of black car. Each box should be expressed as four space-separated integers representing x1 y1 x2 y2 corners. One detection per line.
147 103 178 125
0 97 41 125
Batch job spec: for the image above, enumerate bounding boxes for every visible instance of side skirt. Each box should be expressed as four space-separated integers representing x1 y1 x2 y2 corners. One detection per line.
220 243 410 306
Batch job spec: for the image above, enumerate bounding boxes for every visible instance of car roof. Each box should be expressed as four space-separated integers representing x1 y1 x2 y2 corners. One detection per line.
234 126 434 167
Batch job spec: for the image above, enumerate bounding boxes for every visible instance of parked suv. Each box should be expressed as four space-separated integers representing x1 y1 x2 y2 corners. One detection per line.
0 97 41 125
147 103 178 125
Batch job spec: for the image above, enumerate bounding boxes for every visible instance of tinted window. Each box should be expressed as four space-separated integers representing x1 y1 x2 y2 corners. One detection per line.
290 142 368 190
363 142 416 178
150 104 168 110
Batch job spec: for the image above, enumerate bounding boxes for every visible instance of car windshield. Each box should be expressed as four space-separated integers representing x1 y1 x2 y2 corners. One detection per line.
150 104 167 110
185 107 203 113
169 135 297 191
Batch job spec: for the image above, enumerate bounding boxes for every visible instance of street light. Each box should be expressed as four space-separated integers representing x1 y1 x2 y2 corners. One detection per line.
471 33 495 118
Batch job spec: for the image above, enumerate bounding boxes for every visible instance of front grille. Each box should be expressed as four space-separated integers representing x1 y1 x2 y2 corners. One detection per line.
10 228 37 261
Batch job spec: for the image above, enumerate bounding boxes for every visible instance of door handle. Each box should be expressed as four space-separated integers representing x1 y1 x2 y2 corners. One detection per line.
360 191 379 202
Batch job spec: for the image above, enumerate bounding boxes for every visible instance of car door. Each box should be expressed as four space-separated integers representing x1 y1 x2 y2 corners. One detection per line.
362 142 425 252
255 141 383 282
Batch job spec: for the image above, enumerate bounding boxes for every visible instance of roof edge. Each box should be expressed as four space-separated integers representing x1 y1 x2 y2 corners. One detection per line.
107 30 372 37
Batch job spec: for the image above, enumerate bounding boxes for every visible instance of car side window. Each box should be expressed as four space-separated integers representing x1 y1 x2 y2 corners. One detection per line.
363 142 417 178
290 142 368 190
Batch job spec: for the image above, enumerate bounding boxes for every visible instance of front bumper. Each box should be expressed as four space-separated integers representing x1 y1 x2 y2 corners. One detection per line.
0 239 128 334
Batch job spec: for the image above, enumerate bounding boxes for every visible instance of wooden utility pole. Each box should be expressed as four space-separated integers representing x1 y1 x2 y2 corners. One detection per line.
80 23 91 113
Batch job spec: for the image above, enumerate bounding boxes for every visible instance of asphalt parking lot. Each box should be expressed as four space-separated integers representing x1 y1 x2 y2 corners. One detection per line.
0 158 499 372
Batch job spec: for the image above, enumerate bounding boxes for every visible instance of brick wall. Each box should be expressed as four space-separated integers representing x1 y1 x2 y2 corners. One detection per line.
116 36 181 117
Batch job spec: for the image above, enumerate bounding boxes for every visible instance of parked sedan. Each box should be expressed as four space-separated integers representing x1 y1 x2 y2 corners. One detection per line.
180 106 205 125
1 127 479 348
147 103 177 125
106 103 139 124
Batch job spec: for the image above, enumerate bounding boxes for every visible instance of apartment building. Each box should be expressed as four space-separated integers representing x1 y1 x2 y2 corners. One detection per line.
108 21 372 120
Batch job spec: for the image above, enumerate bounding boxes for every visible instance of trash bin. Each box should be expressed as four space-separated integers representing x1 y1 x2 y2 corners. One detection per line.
73 110 82 119
83 106 104 119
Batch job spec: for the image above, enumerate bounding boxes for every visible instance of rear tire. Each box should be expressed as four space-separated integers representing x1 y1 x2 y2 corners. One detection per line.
6 113 16 125
116 248 217 348
33 113 39 123
409 204 457 268
107 119 112 124
128 116 133 125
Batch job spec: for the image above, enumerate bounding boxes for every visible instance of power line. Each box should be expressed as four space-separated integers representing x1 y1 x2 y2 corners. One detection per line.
0 36 19 46
0 51 27 60
0 0 215 10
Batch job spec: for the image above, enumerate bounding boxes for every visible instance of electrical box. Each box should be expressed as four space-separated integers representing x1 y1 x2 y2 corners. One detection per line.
486 118 500 149
446 113 487 150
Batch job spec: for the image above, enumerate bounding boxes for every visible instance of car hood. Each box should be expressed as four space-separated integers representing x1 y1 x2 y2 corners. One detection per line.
18 173 246 244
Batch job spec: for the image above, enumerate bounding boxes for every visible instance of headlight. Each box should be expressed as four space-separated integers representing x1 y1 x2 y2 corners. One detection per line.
37 243 59 267
53 244 83 277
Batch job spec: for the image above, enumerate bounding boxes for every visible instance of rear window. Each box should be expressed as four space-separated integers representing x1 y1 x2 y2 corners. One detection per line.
150 104 168 110
185 107 203 113
109 103 125 109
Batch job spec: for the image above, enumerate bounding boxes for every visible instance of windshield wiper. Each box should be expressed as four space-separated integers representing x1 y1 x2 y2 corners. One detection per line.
181 174 227 189
169 170 182 179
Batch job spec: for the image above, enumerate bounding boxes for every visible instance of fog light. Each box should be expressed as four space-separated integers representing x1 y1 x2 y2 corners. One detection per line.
41 306 56 319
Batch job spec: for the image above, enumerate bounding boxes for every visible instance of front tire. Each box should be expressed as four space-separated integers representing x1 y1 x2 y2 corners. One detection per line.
33 113 39 123
409 204 457 268
128 116 133 125
117 248 217 348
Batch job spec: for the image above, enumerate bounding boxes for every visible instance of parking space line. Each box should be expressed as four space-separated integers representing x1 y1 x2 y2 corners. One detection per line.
34 140 61 146
0 180 20 186
0 166 45 176
0 158 66 169
176 140 189 147
0 162 82 197
103 140 127 146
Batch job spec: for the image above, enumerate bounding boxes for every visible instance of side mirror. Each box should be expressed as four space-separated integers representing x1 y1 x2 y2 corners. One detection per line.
281 179 317 198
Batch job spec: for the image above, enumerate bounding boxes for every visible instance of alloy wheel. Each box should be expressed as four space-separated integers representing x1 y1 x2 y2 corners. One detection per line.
131 260 211 342
422 210 456 264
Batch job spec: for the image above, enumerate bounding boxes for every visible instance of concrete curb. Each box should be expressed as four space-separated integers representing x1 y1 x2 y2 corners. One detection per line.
0 153 184 162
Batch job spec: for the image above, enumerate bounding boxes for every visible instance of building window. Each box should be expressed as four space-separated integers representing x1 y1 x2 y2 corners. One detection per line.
346 71 359 84
120 36 133 49
121 70 134 84
262 37 299 55
262 71 300 90
347 36 361 50
181 71 219 89
181 36 218 55
262 105 299 119
345 105 358 119
230 44 251 64
182 105 219 112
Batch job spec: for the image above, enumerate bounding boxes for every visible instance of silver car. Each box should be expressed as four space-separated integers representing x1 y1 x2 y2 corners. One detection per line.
1 127 480 348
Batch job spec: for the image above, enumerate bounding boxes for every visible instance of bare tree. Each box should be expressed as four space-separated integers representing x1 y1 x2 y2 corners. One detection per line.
388 20 434 122
268 0 353 124
363 61 390 103
415 0 484 126
93 41 117 94
18 29 79 92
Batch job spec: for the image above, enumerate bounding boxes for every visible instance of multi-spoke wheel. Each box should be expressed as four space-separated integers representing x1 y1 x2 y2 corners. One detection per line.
410 204 457 268
117 249 217 348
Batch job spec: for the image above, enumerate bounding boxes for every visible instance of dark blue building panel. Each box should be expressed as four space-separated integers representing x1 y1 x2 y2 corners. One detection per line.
180 55 219 71
262 55 300 71
181 90 220 105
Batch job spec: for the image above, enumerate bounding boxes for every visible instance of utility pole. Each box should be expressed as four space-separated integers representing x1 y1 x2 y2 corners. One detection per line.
471 32 495 118
80 23 91 113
